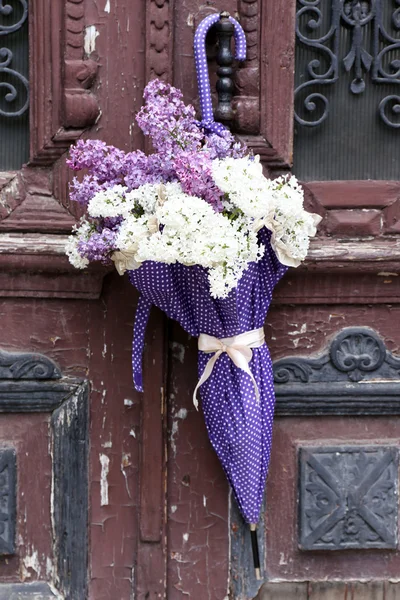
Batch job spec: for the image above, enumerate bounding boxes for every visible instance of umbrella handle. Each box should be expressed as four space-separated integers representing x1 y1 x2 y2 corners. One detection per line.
250 523 262 580
194 12 247 135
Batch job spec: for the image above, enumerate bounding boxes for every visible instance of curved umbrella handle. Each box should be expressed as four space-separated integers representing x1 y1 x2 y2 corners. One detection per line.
194 13 247 135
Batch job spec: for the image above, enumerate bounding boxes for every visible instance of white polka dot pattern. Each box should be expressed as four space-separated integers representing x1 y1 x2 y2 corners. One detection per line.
194 14 247 135
129 228 288 524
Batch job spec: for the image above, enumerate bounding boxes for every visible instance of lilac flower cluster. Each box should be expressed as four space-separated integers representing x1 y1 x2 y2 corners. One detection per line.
174 150 223 211
67 78 247 228
136 79 203 155
77 227 117 263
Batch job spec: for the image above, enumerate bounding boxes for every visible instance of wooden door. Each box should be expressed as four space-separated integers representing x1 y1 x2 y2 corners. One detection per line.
156 1 400 599
4 1 400 599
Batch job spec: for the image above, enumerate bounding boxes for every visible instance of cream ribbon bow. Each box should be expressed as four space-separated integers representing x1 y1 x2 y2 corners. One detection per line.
193 327 265 410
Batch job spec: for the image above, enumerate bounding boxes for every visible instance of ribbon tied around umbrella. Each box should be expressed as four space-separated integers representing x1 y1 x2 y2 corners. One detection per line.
193 327 265 410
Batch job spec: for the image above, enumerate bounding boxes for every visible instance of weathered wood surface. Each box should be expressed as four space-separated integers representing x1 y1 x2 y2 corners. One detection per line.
166 322 230 600
257 582 400 600
0 582 59 599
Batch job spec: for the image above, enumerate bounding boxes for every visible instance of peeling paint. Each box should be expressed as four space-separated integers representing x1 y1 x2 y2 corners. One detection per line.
104 0 111 12
170 341 186 363
183 533 189 542
22 550 41 579
170 420 179 457
187 13 194 27
288 323 307 336
84 25 99 56
176 407 188 420
100 454 110 506
279 552 288 565
129 428 136 438
124 398 134 407
121 453 132 499
46 556 54 579
171 505 177 513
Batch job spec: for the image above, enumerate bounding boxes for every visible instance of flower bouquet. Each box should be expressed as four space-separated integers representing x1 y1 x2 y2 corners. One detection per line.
66 79 321 557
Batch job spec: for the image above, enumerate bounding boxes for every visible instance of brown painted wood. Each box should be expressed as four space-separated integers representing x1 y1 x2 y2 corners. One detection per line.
261 0 296 167
29 0 99 166
136 308 168 600
308 582 348 599
385 582 400 599
139 307 167 543
256 582 308 600
166 322 230 600
324 210 381 237
351 582 384 599
87 274 142 600
306 181 400 209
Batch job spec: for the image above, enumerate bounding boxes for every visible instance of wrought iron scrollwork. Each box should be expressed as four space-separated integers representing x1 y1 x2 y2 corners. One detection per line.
295 0 400 128
0 0 29 118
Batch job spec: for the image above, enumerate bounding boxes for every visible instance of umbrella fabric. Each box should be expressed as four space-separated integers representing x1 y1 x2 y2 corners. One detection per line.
129 228 288 523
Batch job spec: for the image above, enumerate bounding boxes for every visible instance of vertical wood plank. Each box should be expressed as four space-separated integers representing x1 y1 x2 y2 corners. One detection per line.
262 0 296 166
256 582 308 600
136 307 168 600
350 582 384 600
385 582 400 600
139 307 167 542
308 582 348 600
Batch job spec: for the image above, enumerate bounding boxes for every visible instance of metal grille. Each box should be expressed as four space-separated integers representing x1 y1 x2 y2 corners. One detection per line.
293 0 400 181
0 0 29 171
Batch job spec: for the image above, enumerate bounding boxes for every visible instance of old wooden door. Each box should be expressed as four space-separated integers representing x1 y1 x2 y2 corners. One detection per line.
2 1 400 599
157 1 400 600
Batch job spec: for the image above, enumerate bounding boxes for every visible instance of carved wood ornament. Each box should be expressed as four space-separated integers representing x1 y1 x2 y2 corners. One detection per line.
0 0 100 234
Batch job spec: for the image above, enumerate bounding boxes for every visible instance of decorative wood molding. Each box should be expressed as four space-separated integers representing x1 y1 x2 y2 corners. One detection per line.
0 349 61 380
0 167 75 233
0 583 58 599
299 445 398 550
29 0 100 166
0 0 100 236
0 233 109 299
0 351 89 598
234 0 260 134
233 0 295 170
0 450 16 556
274 327 400 416
146 0 173 81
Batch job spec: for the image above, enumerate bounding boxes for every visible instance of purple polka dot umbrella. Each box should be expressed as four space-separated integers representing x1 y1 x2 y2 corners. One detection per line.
130 229 287 525
129 14 288 579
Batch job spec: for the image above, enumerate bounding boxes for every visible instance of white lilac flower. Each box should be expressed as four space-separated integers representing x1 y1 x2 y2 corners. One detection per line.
211 155 275 220
267 202 321 267
136 187 263 298
65 220 91 269
88 185 131 218
114 215 152 252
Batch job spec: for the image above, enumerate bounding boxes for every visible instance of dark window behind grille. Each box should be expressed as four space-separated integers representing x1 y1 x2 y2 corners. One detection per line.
293 0 400 181
0 0 29 171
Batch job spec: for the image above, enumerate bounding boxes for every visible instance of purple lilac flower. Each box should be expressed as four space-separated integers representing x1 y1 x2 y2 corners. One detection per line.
136 80 203 155
204 129 247 160
174 150 224 211
67 79 249 215
67 140 128 184
77 227 117 263
69 175 104 206
124 151 177 190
